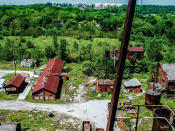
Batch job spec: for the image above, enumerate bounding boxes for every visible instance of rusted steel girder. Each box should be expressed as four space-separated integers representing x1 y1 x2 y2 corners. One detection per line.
106 0 136 131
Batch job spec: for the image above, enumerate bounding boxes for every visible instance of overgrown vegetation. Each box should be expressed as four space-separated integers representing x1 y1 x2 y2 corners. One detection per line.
0 109 81 131
0 5 175 79
0 92 18 100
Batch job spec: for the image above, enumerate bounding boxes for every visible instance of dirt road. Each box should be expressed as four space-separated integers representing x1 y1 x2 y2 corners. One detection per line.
0 100 110 130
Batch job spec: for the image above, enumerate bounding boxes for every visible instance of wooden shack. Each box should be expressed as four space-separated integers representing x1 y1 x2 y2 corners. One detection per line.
96 79 114 92
4 75 25 94
124 78 142 92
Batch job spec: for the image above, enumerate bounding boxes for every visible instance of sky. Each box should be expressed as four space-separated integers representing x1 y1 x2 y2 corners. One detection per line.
0 0 175 5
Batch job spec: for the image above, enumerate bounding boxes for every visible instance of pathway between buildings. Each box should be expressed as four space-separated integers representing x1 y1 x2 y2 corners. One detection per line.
74 77 96 103
17 86 32 100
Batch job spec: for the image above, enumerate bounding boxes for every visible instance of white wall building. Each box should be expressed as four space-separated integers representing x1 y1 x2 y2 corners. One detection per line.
21 59 36 68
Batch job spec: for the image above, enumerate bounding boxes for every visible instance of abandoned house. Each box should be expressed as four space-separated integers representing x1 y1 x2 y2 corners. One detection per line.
126 45 144 61
96 79 114 92
124 78 142 92
158 64 175 95
21 59 36 68
4 75 25 94
32 58 64 100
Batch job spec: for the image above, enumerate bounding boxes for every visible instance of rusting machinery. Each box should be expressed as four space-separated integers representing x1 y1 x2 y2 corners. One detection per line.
145 89 161 110
152 108 173 131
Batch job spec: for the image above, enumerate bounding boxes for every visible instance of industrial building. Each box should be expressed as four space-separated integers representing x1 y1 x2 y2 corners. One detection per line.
32 58 64 100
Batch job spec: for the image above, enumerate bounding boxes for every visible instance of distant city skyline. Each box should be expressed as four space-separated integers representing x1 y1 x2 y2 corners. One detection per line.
0 0 175 5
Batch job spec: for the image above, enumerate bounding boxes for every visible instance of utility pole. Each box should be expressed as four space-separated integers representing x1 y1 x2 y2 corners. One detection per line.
14 59 17 76
106 0 136 130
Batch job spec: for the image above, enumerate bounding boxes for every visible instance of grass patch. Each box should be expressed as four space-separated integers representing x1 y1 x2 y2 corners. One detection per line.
0 91 18 100
88 85 112 100
0 61 40 71
0 109 81 131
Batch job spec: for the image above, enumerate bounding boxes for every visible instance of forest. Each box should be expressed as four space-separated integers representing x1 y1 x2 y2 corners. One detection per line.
0 4 175 79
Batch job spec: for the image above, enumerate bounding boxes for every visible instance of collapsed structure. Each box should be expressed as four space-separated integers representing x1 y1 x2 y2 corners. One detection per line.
32 58 64 100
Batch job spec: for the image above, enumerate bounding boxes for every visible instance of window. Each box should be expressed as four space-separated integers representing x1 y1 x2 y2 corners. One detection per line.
100 87 103 92
45 96 48 100
35 94 39 100
49 95 53 100
162 79 166 84
40 92 43 95
137 54 142 59
40 96 43 100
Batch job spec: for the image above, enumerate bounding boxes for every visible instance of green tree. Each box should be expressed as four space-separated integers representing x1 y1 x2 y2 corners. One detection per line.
45 45 56 58
60 39 68 60
53 35 58 49
146 38 163 61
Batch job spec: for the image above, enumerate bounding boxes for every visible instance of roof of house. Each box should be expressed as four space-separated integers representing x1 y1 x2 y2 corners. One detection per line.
4 75 25 88
32 58 64 94
161 64 175 81
98 79 114 86
128 46 144 52
124 78 141 88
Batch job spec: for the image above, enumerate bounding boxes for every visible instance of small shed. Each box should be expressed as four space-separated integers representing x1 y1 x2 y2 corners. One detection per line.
124 78 141 92
96 79 114 92
4 75 25 94
0 79 6 88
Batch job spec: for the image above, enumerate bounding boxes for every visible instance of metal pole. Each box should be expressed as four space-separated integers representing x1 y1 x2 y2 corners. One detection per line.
15 63 16 76
106 0 136 130
135 105 140 131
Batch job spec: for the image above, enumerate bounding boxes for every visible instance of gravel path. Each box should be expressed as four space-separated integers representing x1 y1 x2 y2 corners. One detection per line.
74 77 96 103
0 70 33 79
17 85 32 100
0 100 110 130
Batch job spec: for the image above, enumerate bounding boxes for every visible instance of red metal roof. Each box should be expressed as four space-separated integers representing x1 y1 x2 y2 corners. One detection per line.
128 46 144 52
32 58 64 94
5 75 25 88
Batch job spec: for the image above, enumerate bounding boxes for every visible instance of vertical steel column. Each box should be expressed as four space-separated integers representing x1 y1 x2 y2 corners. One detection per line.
106 0 136 130
135 105 140 131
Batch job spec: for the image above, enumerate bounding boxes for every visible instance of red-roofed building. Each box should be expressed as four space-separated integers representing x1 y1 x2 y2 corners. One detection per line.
32 58 64 100
96 79 114 92
126 46 144 61
4 75 25 94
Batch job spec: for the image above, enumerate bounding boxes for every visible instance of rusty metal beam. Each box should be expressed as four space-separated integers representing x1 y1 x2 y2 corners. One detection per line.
106 0 136 131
